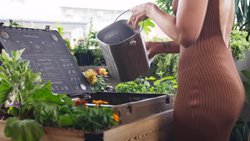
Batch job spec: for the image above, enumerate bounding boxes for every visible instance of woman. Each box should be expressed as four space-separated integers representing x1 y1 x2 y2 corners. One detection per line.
127 0 245 140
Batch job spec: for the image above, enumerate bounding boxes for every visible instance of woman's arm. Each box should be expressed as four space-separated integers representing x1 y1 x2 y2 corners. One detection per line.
127 0 209 48
146 41 180 59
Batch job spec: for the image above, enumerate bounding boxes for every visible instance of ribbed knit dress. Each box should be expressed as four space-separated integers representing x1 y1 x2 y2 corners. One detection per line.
173 0 245 140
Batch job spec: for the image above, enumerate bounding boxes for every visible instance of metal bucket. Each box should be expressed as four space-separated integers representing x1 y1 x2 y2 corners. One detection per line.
97 11 150 82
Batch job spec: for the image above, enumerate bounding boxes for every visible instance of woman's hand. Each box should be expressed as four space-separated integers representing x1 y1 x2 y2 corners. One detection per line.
146 41 160 59
126 2 155 30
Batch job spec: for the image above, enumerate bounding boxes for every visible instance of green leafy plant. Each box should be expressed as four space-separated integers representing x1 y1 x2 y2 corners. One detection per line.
92 47 106 66
54 23 64 37
231 30 250 60
139 18 155 35
115 72 177 94
8 19 23 28
242 70 250 103
234 0 250 32
0 49 118 141
230 118 250 141
148 37 179 78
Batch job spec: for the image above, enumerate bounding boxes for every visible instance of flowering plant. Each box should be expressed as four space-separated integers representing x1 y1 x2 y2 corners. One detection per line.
84 67 114 92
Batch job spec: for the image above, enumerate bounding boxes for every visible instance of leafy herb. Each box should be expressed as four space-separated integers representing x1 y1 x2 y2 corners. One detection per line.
115 72 177 94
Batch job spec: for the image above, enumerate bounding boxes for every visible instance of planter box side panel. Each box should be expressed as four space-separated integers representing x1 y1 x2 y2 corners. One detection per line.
42 127 85 141
0 121 11 141
104 109 173 141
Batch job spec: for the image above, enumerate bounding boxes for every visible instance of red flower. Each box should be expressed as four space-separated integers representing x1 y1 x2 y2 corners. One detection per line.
74 100 87 106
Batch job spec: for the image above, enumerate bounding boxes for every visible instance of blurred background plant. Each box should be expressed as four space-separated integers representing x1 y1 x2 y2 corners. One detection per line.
71 18 106 66
147 37 179 78
156 0 173 14
231 30 250 60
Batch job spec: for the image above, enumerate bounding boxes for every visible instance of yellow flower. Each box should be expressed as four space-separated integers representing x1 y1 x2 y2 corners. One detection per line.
84 69 97 85
68 44 71 49
98 67 108 76
113 113 119 122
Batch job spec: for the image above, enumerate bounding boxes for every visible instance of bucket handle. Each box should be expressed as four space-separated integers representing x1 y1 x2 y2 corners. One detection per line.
114 9 145 34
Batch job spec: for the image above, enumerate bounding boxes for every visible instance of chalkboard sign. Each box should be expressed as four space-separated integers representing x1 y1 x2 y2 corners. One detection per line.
0 26 93 96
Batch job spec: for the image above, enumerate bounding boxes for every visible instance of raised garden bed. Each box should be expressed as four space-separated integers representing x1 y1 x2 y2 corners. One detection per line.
0 109 173 141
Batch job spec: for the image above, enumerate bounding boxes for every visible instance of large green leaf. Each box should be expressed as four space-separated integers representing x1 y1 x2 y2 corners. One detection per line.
0 79 12 106
4 117 44 141
58 114 73 128
12 49 25 62
243 81 250 103
139 18 155 35
242 123 249 141
33 102 60 126
1 49 13 62
242 70 250 80
32 88 65 105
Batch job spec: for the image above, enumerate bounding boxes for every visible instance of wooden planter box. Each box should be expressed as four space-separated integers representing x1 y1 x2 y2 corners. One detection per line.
0 109 173 141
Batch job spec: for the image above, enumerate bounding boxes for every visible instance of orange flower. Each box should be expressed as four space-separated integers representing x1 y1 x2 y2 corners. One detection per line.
113 113 119 122
74 99 87 106
98 67 108 76
92 100 108 107
84 69 98 85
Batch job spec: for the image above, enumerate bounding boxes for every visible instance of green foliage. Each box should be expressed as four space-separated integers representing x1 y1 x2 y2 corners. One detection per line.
0 79 12 107
231 30 250 60
242 70 250 103
234 0 250 31
230 118 249 141
91 75 114 92
70 106 117 132
54 23 64 37
156 0 173 14
8 19 23 28
148 37 179 77
92 49 106 66
115 72 177 94
4 117 44 141
139 18 155 35
154 53 179 78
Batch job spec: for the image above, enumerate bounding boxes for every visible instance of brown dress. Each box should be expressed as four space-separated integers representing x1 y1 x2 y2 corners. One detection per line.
173 0 245 140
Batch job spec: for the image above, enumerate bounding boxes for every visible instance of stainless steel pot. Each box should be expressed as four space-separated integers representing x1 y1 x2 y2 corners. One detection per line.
97 10 150 82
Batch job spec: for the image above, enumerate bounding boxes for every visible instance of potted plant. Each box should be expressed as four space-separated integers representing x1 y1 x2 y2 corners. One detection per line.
71 18 105 66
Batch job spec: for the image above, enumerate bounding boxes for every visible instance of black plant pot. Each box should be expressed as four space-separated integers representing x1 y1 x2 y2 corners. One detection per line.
74 50 95 66
87 50 95 65
84 132 103 141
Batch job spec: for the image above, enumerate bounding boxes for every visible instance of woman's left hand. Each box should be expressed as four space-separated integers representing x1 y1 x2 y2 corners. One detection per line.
126 2 154 30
